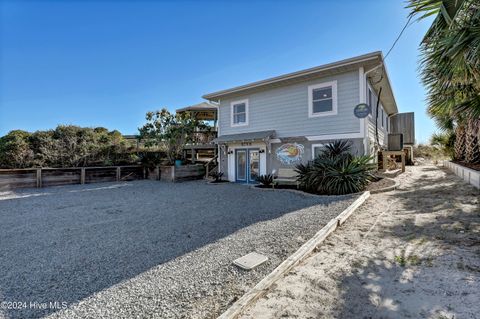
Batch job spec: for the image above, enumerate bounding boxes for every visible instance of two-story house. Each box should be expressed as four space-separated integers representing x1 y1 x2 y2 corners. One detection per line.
203 52 398 183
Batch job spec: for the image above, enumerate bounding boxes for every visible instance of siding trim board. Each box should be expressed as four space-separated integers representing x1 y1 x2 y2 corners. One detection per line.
306 132 364 141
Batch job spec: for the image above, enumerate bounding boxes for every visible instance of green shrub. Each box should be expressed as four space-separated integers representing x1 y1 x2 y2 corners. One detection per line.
295 140 375 195
0 126 138 168
256 174 274 186
0 130 34 168
209 171 224 182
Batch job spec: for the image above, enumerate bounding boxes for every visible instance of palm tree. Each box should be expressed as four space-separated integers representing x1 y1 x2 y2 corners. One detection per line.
431 131 455 158
408 0 480 163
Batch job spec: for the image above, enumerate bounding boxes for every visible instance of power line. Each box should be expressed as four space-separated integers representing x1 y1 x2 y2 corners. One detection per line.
384 15 414 60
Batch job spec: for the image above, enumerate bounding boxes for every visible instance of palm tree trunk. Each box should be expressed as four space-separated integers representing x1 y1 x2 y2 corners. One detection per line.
454 123 466 161
465 117 480 163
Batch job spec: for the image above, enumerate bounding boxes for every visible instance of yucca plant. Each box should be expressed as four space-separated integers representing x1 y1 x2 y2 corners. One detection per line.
256 174 275 187
295 141 375 195
322 156 375 195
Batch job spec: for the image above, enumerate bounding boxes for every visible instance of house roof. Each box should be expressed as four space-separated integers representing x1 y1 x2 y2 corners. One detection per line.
176 102 218 121
203 51 398 115
176 101 218 113
214 130 276 144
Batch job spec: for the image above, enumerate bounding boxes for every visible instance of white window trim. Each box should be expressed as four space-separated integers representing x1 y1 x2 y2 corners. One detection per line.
230 99 249 127
380 104 384 128
308 81 338 118
367 84 374 118
311 143 326 159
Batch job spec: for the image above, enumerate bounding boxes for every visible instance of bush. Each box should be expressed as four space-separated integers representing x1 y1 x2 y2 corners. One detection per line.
256 174 274 186
209 171 224 182
0 130 34 168
295 140 375 195
0 125 138 168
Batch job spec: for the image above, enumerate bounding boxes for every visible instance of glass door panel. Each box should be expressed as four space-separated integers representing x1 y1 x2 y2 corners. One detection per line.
249 150 260 183
236 150 247 181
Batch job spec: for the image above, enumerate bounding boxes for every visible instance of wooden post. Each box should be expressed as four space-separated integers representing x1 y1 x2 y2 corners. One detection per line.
36 168 42 188
401 153 406 173
80 168 85 184
192 149 196 164
116 166 121 181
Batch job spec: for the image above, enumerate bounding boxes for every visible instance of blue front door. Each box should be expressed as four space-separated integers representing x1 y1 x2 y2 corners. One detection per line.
235 148 260 183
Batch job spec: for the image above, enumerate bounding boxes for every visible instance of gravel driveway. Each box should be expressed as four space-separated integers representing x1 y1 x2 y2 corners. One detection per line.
0 180 358 319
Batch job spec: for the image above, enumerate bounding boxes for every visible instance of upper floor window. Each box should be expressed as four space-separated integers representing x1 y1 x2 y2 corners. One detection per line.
308 81 338 118
381 108 384 128
231 99 248 126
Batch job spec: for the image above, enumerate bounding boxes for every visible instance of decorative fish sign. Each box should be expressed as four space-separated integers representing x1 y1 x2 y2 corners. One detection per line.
276 143 304 165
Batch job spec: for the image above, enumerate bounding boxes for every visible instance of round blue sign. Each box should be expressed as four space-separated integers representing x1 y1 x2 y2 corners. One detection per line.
354 103 371 118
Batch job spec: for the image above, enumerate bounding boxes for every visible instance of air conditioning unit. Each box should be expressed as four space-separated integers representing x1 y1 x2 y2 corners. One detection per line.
388 133 404 151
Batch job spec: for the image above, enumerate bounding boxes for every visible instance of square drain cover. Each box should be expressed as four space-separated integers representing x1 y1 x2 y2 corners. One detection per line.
233 252 268 270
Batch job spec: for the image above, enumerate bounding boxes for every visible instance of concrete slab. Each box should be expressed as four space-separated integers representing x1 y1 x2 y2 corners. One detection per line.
233 252 268 270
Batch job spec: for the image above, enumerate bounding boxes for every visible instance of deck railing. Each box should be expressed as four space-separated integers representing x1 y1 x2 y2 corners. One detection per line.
189 130 217 145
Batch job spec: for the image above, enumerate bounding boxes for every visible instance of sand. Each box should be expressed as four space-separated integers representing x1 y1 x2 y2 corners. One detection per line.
240 164 480 319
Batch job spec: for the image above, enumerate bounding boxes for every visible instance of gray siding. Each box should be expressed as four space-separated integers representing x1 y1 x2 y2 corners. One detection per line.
268 138 364 174
218 138 365 178
367 82 389 146
218 71 361 138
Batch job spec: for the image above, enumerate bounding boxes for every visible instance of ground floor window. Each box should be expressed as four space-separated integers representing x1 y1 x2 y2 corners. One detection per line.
312 144 326 159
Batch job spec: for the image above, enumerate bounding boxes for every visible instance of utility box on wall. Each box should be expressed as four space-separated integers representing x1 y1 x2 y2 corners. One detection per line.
388 133 404 151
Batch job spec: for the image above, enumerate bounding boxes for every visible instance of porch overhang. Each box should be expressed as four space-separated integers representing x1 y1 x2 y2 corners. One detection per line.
176 102 218 121
213 130 276 144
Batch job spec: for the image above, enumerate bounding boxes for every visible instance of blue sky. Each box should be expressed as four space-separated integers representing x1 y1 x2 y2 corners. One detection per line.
1 0 435 143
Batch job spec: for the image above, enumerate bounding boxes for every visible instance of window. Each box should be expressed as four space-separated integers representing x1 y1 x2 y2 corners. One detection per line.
231 99 248 126
312 144 326 159
386 115 389 131
308 81 337 117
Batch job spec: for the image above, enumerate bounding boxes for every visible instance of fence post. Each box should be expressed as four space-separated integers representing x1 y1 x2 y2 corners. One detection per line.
116 166 121 181
36 168 42 188
80 168 85 184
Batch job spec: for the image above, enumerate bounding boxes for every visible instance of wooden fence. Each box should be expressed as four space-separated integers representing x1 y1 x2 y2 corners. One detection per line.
159 164 206 182
0 165 144 191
